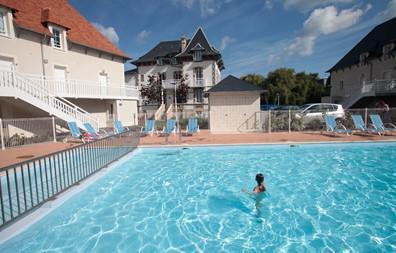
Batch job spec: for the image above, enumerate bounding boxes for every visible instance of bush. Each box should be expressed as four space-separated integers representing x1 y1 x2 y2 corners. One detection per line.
270 113 304 131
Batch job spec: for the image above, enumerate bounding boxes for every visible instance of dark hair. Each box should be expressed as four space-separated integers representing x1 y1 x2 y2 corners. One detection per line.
255 173 264 185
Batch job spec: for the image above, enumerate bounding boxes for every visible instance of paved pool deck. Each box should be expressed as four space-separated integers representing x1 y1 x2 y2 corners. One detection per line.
0 131 395 168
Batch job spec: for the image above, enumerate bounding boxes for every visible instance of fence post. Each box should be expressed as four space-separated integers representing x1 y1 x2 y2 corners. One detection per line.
364 107 368 127
0 118 4 150
52 116 56 142
268 110 271 134
288 109 291 133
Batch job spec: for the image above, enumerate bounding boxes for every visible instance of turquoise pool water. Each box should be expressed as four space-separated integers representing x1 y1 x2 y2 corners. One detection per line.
0 142 395 252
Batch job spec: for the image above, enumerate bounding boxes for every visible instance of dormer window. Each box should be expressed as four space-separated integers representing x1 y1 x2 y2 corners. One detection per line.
52 28 62 48
359 52 369 66
170 58 178 65
193 51 202 61
156 58 163 66
383 43 394 60
0 9 8 36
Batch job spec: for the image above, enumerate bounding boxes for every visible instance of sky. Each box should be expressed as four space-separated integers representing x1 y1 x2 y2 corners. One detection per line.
69 0 396 78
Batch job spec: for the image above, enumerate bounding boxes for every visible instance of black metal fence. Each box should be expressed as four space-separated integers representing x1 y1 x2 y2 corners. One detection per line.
0 130 140 228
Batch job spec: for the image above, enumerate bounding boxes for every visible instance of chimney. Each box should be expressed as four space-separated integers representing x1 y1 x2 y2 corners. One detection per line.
180 36 188 52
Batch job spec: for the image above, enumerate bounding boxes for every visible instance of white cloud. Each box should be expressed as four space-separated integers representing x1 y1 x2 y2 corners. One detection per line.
220 36 236 50
283 0 353 12
287 5 366 56
264 0 274 9
380 0 396 21
92 22 119 45
136 30 151 43
171 0 231 17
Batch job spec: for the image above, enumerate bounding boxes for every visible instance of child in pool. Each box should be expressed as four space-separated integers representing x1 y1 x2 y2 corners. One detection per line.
253 173 266 193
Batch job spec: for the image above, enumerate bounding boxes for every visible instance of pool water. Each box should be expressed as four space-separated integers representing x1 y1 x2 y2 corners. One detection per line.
1 142 395 252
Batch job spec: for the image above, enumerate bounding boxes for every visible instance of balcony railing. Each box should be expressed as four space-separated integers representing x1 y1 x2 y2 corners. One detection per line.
21 73 139 100
161 78 207 89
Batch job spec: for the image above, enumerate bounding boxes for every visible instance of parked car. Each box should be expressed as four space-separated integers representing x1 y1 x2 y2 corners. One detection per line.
273 105 300 111
295 103 345 123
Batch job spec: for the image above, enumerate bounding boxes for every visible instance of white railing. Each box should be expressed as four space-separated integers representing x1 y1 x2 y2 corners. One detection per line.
343 79 395 108
192 78 206 87
21 73 139 99
154 103 165 120
162 79 181 89
0 70 99 130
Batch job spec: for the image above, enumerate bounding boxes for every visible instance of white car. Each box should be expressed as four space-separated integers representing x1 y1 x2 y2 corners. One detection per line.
295 103 345 123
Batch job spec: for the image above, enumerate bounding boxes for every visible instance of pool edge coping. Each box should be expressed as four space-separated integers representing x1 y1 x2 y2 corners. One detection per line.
138 138 396 148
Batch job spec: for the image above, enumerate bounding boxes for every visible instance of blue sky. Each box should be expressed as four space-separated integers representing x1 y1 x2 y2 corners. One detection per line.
69 0 395 78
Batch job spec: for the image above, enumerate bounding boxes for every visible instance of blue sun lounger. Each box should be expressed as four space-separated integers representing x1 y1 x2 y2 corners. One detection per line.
370 114 396 134
325 115 351 136
114 120 129 134
185 117 199 135
161 119 176 136
67 121 95 143
83 123 108 138
351 115 382 135
141 119 155 136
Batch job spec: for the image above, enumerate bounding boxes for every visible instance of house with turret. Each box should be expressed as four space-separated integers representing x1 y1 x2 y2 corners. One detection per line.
129 27 224 115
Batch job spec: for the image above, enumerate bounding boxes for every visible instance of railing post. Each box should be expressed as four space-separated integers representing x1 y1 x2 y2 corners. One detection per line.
52 116 56 142
288 109 291 133
268 110 271 134
364 107 368 127
0 118 5 150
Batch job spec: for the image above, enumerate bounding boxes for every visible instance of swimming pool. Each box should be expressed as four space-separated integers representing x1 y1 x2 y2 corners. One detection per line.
0 142 395 252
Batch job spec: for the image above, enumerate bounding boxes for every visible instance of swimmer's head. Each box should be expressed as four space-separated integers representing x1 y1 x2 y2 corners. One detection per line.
255 173 264 184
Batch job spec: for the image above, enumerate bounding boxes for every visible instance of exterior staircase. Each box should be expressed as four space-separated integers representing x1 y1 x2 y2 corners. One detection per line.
154 103 165 120
0 70 99 130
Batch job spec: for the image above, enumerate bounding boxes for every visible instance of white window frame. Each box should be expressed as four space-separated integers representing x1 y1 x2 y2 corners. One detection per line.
194 67 203 80
0 9 9 37
49 25 66 50
193 51 202 61
383 43 394 61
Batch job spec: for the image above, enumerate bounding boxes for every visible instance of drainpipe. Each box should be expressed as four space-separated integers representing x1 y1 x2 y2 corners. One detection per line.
40 34 48 78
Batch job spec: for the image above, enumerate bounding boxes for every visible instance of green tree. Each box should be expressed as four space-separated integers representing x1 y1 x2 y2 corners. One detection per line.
240 73 265 86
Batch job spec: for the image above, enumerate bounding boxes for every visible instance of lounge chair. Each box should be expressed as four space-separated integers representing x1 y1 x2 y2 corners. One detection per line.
185 117 199 135
160 119 176 136
141 119 155 136
370 114 396 134
351 115 382 135
325 115 351 136
67 122 95 143
83 123 108 138
114 120 129 134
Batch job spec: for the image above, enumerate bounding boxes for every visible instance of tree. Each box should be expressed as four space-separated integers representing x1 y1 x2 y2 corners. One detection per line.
140 75 163 104
176 74 189 104
240 74 265 86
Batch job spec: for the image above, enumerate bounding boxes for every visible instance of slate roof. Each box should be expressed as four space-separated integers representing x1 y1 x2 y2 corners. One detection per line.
132 27 224 69
328 17 396 72
176 27 221 58
0 0 129 59
132 40 184 64
124 68 138 75
207 75 265 93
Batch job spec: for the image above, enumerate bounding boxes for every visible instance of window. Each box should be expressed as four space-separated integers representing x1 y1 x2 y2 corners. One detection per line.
193 51 202 61
0 10 7 35
193 67 203 80
140 74 144 82
52 28 62 48
360 74 365 85
359 52 369 66
170 58 178 65
194 88 203 103
159 72 166 81
340 80 344 90
383 44 394 60
173 71 182 80
156 58 163 66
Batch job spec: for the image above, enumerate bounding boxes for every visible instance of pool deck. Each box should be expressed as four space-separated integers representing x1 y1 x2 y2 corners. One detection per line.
0 131 395 168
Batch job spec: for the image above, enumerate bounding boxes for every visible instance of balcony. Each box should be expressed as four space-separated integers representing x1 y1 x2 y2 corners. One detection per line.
21 73 139 100
162 79 181 89
191 78 206 87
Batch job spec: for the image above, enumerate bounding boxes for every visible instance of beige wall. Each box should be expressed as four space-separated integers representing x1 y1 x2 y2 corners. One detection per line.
116 99 138 126
209 92 261 133
330 57 396 103
0 9 125 87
